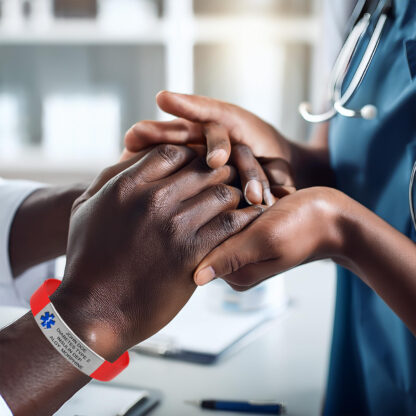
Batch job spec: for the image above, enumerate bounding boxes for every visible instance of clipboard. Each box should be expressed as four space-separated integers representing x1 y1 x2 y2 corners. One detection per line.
54 382 162 416
133 280 287 364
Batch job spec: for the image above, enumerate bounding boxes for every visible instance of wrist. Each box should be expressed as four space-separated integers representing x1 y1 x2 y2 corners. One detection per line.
304 187 351 261
321 189 360 269
46 183 87 252
0 313 89 415
50 285 127 362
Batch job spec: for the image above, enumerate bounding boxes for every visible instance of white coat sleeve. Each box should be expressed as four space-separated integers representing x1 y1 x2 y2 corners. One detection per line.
0 394 13 416
0 178 55 307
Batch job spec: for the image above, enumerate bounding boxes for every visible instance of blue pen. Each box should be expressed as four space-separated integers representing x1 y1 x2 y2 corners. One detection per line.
185 399 286 414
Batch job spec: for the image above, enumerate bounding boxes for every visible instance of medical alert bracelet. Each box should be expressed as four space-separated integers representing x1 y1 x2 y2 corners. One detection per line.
30 279 129 381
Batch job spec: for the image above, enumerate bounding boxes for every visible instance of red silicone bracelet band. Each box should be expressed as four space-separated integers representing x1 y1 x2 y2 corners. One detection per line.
30 278 129 381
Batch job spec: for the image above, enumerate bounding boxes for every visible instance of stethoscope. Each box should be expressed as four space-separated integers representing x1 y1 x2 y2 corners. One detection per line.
298 0 416 233
299 0 393 123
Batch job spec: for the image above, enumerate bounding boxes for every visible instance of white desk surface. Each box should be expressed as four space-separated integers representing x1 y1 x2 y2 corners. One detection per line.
115 260 336 416
0 260 335 416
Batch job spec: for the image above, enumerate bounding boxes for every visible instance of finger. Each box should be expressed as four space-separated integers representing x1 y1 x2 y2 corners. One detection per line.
203 122 231 169
156 91 234 127
270 185 296 199
81 150 150 203
193 223 267 286
120 148 137 162
231 144 274 206
126 144 196 184
224 261 281 290
260 157 295 187
120 147 154 163
163 157 236 202
125 118 231 170
178 184 242 229
197 206 264 254
124 119 203 152
187 144 207 157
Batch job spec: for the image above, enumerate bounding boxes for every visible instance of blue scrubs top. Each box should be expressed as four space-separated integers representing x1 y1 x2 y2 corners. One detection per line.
324 1 416 415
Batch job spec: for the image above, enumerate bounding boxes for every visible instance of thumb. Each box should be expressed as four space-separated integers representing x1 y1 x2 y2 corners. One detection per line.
193 226 264 286
156 90 231 126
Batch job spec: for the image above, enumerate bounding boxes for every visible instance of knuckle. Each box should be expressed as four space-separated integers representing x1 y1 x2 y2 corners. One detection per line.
245 168 260 179
224 253 244 275
194 102 207 121
163 216 197 264
234 143 253 158
132 120 151 134
220 211 240 234
213 184 234 204
203 121 218 132
108 173 135 201
124 121 147 143
168 210 187 234
144 184 170 208
155 144 181 165
234 143 251 154
123 125 136 144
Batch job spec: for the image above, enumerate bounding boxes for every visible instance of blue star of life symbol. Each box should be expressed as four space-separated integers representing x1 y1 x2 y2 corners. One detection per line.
40 311 56 329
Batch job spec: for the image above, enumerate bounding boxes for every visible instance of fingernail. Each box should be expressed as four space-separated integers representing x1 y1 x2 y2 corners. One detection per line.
244 180 263 205
195 266 216 286
207 149 228 168
263 188 276 206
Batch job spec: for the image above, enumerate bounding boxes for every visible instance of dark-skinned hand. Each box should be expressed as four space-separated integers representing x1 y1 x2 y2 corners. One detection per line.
52 144 263 360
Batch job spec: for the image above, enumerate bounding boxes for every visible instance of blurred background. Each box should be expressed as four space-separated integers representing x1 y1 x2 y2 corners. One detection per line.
0 0 324 184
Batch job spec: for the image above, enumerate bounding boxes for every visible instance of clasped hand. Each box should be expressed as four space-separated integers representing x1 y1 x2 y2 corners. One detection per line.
53 144 263 360
123 91 345 292
55 91 346 362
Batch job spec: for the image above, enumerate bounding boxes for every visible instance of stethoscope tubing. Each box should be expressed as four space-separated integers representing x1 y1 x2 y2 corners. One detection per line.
299 1 391 123
298 12 372 124
333 12 387 111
